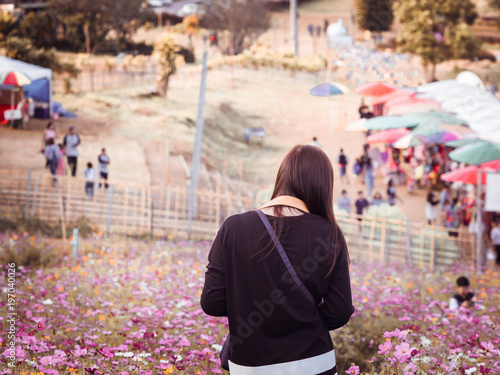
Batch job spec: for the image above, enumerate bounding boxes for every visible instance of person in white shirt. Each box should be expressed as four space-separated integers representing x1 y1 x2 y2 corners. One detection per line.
449 276 476 311
309 136 322 149
63 126 81 177
98 148 110 189
491 221 500 266
84 162 95 199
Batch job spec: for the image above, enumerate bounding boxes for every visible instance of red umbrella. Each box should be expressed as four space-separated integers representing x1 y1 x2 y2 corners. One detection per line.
385 95 440 110
354 82 398 97
366 128 409 144
441 166 495 185
0 71 31 86
372 89 412 105
482 160 500 170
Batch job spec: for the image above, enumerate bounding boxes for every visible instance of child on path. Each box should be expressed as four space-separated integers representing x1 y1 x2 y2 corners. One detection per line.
84 162 95 199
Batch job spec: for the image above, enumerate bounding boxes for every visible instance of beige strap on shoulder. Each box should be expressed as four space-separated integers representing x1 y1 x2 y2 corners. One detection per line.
260 195 309 213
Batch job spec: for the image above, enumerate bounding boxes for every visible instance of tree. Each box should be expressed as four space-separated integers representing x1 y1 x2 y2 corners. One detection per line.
48 0 153 51
18 11 55 48
356 0 394 33
5 36 80 77
201 0 270 55
0 11 18 42
394 0 481 81
154 36 183 98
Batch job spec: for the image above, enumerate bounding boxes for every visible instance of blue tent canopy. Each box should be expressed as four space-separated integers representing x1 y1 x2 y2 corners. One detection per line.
0 56 53 118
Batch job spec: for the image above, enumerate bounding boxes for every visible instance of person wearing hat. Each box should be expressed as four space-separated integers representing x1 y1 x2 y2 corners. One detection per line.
63 126 81 177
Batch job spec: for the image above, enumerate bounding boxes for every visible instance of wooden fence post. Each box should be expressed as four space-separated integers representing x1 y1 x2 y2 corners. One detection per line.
24 168 32 219
406 221 412 266
106 184 114 234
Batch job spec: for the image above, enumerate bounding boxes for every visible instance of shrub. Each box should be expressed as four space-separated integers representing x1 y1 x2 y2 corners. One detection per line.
0 216 98 239
0 232 61 268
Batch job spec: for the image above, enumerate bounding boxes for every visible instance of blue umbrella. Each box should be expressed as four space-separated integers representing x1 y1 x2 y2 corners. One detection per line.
309 82 348 97
309 82 349 134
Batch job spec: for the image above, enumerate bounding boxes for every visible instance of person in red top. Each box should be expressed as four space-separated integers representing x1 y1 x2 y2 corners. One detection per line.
201 145 354 375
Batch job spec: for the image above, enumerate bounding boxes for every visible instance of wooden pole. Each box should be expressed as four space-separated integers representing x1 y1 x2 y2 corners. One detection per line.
58 194 67 252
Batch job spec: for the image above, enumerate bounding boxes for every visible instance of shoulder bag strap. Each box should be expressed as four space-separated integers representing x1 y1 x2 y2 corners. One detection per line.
255 210 317 307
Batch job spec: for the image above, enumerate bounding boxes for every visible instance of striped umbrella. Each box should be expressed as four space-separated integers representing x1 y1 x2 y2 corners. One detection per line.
0 71 31 86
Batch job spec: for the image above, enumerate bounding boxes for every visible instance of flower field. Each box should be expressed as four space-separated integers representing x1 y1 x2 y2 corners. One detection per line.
1 232 500 374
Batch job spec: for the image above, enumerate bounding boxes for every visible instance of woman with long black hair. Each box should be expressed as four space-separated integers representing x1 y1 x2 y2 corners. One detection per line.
201 145 354 375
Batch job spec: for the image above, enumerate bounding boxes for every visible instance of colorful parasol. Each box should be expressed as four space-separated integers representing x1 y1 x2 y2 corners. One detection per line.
0 71 31 86
449 141 500 165
366 128 409 144
354 82 398 97
441 165 495 185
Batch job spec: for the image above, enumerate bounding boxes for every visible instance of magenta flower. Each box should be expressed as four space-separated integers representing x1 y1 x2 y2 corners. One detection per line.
97 347 115 358
394 342 414 361
345 365 359 375
178 337 190 347
378 341 393 355
36 319 45 331
383 328 409 340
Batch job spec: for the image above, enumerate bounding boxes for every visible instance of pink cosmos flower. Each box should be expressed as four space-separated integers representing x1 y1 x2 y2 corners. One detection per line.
178 337 190 347
345 365 360 375
481 341 499 355
73 345 88 357
383 328 408 340
378 341 393 355
394 342 415 361
36 319 45 331
97 347 115 358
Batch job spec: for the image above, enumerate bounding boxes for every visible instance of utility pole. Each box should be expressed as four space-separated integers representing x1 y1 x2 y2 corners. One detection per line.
349 0 355 39
187 51 208 237
290 0 298 56
84 24 94 92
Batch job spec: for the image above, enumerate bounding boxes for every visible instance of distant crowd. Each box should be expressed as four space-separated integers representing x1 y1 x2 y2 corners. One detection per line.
42 123 110 199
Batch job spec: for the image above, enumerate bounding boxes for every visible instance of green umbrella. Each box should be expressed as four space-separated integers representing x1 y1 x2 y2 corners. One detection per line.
364 111 466 131
445 138 482 148
448 141 500 165
364 115 419 130
404 111 466 126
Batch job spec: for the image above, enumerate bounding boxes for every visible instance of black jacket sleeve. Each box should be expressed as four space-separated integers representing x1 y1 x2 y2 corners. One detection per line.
319 243 355 330
200 225 227 317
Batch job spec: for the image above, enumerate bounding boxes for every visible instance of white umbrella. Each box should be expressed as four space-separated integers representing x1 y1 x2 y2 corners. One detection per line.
392 133 423 149
345 118 367 131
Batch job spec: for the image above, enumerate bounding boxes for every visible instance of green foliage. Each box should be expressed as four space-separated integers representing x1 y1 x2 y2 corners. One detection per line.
0 234 61 268
0 11 18 42
153 36 182 97
201 0 270 55
0 216 98 240
356 0 394 33
18 11 55 48
394 0 481 70
50 0 154 52
4 36 81 77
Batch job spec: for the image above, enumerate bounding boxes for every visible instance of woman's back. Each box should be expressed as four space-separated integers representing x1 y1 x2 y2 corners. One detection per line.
201 210 353 373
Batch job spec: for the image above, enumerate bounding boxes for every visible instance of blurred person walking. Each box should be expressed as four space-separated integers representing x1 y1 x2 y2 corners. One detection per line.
201 145 354 374
98 148 110 189
310 136 322 149
337 189 351 214
56 144 66 176
44 138 59 186
63 126 81 177
84 162 96 199
337 148 349 184
41 122 56 168
425 191 439 225
490 220 500 266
